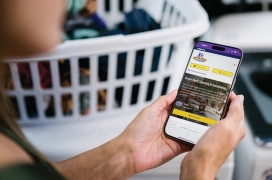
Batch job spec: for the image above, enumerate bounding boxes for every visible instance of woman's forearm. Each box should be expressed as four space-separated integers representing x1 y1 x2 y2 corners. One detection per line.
56 137 136 180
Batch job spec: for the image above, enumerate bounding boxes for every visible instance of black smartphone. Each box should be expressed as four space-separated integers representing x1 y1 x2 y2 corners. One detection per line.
164 41 243 145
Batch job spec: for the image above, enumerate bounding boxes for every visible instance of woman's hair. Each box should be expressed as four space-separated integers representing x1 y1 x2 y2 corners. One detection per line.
0 63 25 138
0 63 53 165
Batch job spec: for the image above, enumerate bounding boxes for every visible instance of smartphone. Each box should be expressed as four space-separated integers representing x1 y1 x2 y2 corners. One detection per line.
164 41 243 145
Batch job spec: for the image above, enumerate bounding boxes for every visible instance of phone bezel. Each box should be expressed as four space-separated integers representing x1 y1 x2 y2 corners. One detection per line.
163 41 243 146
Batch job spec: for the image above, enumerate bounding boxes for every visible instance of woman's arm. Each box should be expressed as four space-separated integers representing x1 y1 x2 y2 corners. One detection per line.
56 137 135 180
56 90 192 180
55 91 245 180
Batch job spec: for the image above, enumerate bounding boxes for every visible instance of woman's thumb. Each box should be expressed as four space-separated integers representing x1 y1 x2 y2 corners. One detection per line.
151 89 177 111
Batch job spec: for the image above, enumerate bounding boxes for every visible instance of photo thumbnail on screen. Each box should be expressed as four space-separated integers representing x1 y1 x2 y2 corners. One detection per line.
171 73 231 126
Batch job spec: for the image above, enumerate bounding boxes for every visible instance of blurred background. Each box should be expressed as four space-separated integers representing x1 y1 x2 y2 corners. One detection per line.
5 0 272 179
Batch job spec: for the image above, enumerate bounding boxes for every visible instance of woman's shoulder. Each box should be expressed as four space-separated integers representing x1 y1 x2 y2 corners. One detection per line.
0 132 33 169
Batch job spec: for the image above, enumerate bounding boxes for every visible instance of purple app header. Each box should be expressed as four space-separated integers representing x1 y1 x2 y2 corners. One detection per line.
194 41 242 58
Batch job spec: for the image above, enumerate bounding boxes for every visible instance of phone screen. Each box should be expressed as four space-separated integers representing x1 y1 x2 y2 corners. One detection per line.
165 41 243 145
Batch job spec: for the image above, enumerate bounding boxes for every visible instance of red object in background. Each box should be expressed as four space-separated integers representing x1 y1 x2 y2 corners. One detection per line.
38 62 52 89
18 62 52 89
18 63 33 89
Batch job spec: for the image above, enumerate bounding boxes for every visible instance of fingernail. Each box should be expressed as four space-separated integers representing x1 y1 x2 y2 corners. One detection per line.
237 95 244 104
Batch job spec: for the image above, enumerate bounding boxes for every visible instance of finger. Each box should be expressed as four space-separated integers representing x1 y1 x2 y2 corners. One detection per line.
163 135 193 154
229 91 236 103
165 90 179 111
223 92 236 118
165 103 173 111
151 89 177 111
224 95 244 126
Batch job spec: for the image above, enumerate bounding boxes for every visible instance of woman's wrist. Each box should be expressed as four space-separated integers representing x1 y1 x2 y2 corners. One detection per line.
105 136 137 179
180 152 217 180
56 136 137 180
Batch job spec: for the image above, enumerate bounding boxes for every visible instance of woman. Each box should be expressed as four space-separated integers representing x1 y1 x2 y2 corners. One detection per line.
0 0 246 179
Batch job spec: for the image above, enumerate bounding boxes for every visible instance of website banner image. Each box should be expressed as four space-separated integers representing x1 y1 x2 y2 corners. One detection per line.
171 73 231 126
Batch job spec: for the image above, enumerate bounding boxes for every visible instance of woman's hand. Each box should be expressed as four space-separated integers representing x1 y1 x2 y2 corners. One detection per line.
180 92 246 180
57 90 190 180
119 89 192 174
57 90 192 180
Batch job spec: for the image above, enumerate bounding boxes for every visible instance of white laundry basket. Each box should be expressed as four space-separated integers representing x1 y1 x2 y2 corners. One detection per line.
6 0 209 124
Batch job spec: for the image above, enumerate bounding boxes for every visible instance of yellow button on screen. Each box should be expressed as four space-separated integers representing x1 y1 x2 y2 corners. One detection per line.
190 63 209 71
212 68 233 77
173 109 217 125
